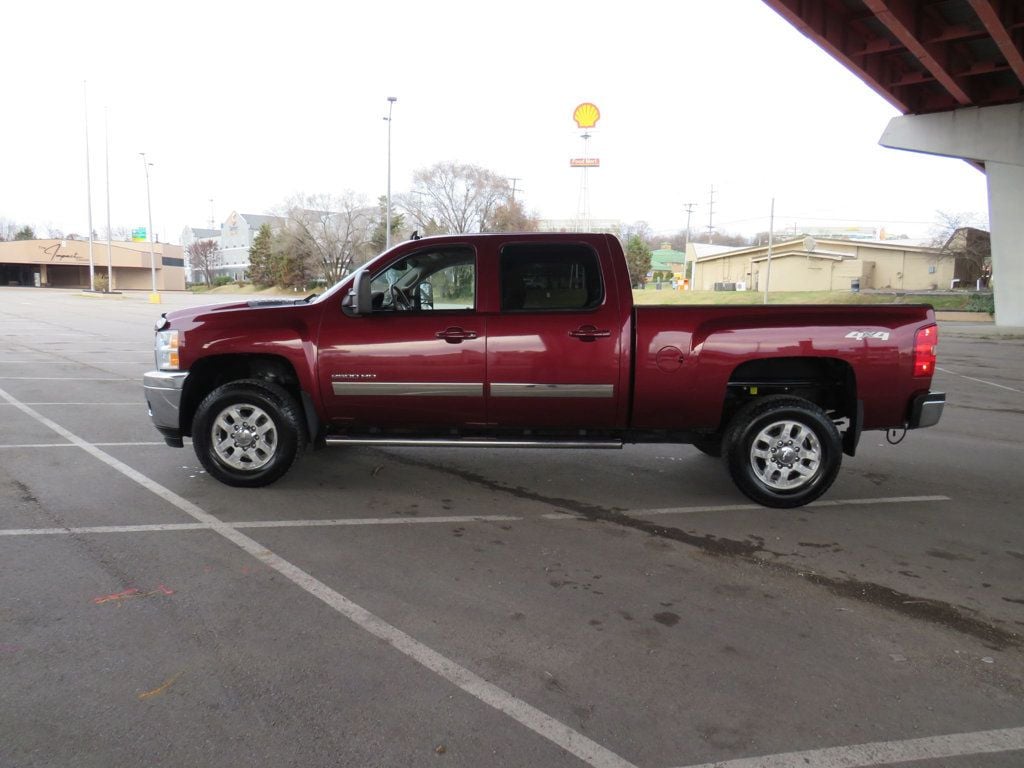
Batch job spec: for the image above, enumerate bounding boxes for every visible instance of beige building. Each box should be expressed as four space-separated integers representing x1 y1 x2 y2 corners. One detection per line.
690 237 957 293
0 238 186 291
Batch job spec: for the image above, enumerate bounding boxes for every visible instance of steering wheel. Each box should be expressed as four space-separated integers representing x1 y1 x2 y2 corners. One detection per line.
391 284 413 311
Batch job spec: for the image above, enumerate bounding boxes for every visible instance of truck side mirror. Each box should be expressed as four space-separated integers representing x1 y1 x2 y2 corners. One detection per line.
342 270 372 315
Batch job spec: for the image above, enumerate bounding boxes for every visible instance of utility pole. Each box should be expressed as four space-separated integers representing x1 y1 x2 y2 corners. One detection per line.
682 202 696 289
763 197 775 305
706 185 716 243
508 177 521 203
209 199 215 230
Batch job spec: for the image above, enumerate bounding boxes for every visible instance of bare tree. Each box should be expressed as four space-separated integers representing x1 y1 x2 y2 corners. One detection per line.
103 225 133 241
929 210 986 248
276 192 374 286
0 218 21 241
485 198 539 232
398 161 510 234
187 239 221 285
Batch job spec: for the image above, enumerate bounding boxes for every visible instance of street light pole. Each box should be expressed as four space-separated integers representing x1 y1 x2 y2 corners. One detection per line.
385 96 397 251
139 152 159 303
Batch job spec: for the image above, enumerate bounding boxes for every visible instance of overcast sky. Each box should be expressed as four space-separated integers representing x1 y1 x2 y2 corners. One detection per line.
1 0 990 244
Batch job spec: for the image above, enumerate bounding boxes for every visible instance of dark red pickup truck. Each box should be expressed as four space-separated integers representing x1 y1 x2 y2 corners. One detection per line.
144 232 944 507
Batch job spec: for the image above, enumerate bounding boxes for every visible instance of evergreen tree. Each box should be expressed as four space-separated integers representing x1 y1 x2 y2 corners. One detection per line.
248 223 275 286
14 225 35 240
370 195 405 253
625 235 652 288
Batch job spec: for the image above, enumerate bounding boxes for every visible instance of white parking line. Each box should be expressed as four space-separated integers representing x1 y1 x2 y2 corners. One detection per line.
0 402 140 406
675 725 1024 768
936 366 1022 393
0 384 637 768
0 442 163 449
0 514 523 537
0 376 133 381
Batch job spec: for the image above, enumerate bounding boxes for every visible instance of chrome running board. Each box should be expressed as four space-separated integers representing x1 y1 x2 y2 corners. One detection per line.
324 437 623 449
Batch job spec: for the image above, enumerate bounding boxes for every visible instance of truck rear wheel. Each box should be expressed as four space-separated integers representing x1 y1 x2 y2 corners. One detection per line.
192 379 305 487
722 396 841 508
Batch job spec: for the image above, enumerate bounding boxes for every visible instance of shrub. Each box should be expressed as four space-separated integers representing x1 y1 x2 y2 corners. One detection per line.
965 293 994 314
93 274 109 292
213 275 233 287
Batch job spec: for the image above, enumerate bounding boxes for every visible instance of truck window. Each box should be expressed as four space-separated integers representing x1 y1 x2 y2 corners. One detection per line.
369 247 476 312
499 244 604 312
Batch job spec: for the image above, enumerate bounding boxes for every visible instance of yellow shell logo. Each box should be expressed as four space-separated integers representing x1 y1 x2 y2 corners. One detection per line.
573 102 600 129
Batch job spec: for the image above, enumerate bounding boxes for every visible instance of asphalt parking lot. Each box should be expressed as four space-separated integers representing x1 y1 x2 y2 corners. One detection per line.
1 287 1023 768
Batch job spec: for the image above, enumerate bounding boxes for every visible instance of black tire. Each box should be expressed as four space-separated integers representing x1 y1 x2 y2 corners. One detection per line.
722 396 841 508
192 379 305 487
692 435 722 458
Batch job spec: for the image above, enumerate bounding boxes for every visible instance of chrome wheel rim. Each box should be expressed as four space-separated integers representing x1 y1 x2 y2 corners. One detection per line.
211 403 278 471
749 419 822 491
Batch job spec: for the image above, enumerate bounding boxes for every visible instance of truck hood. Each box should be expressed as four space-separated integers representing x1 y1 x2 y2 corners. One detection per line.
162 297 314 326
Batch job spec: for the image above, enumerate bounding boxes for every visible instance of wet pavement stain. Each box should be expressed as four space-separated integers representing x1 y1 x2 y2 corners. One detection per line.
927 549 976 562
380 450 1022 649
653 611 680 626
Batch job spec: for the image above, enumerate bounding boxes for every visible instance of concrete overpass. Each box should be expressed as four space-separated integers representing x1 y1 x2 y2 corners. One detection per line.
763 0 1024 326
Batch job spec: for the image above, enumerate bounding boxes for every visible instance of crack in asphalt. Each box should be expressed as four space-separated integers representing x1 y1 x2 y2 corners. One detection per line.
380 450 1021 651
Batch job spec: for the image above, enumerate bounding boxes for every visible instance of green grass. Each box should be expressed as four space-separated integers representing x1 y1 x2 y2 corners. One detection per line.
633 287 984 311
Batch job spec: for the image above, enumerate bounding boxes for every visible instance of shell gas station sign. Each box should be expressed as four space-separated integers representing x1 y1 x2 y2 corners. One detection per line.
572 102 600 129
570 102 600 168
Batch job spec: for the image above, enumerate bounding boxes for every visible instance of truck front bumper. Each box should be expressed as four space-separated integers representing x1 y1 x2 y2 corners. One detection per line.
908 391 945 429
143 370 189 447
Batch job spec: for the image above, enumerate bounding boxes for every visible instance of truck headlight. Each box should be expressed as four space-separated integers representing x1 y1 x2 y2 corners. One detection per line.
155 330 180 370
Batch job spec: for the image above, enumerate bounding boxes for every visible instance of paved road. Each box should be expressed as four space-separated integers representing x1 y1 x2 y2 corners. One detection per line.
1 288 1022 767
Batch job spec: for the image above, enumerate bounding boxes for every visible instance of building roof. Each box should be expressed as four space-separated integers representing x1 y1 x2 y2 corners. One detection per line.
650 247 686 271
187 228 220 239
238 213 284 229
690 243 743 260
694 236 940 264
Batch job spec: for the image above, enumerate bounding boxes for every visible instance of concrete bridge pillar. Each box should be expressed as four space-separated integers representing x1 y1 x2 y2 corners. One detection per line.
880 103 1024 327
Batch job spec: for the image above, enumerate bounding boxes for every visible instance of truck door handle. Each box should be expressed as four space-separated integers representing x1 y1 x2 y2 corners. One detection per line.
435 327 478 344
569 325 611 341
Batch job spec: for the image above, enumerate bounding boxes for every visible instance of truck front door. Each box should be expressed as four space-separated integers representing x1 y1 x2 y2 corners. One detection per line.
317 245 486 430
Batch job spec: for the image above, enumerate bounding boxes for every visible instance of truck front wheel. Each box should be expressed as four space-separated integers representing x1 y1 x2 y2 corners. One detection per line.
192 379 305 487
722 396 841 508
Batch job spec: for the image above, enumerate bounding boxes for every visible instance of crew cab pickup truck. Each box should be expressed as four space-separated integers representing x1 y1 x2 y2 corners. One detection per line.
144 233 944 507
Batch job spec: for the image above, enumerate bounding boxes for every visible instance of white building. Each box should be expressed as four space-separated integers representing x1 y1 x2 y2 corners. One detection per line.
181 212 283 283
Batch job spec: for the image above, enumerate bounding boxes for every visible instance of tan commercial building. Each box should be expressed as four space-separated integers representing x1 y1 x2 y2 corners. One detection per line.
691 237 962 293
0 238 186 291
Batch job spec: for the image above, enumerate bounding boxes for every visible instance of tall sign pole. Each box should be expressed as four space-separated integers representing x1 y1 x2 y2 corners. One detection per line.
570 103 601 232
83 81 95 291
139 153 159 303
104 107 113 290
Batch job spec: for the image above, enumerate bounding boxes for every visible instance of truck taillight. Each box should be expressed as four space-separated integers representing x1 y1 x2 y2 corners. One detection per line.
913 324 937 377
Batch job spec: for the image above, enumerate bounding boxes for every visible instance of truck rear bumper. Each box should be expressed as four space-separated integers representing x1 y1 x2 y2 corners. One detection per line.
143 370 188 447
908 391 945 429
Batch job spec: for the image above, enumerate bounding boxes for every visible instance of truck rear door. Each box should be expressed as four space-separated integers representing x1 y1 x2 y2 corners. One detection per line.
485 240 623 429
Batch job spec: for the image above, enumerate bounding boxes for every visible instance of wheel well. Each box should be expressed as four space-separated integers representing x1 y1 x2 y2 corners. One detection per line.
720 356 857 435
180 355 305 438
